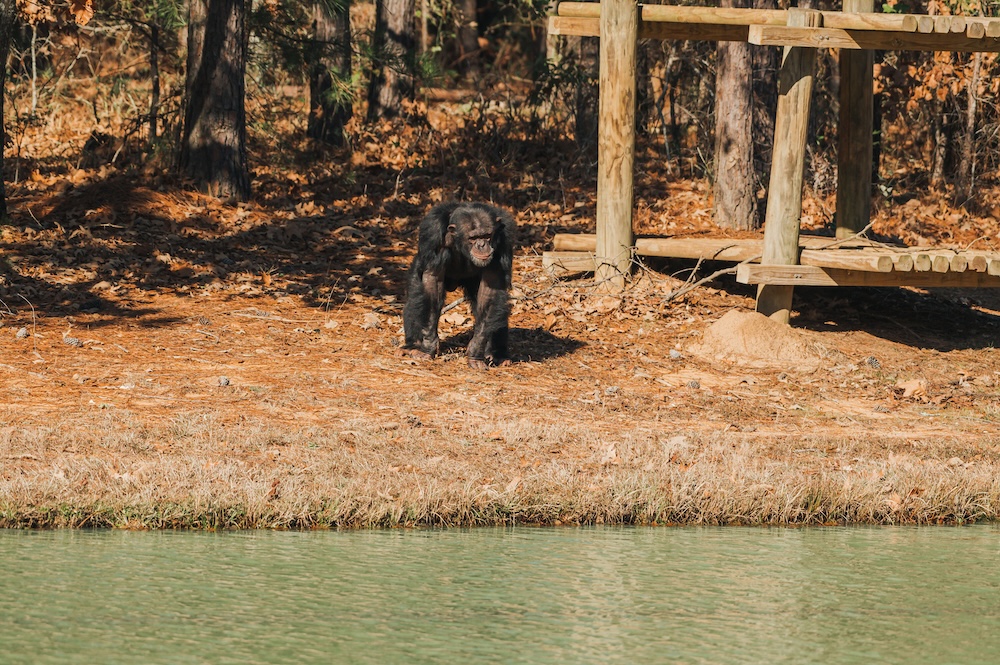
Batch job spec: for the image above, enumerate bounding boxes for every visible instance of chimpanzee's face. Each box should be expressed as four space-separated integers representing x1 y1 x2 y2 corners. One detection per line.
450 208 498 267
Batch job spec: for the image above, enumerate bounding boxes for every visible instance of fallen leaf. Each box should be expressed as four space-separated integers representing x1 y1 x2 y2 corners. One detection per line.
895 378 927 399
442 311 468 326
69 0 94 24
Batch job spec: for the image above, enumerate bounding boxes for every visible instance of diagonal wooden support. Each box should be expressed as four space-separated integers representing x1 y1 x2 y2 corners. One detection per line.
755 8 822 323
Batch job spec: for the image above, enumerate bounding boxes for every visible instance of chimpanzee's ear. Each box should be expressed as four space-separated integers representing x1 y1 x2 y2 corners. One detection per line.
445 223 456 248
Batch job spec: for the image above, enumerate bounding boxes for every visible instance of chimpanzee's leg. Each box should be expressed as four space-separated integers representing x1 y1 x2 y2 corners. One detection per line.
400 268 446 358
466 268 510 368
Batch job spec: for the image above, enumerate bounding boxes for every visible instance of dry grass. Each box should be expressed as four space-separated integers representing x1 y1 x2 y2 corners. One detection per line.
3 410 999 529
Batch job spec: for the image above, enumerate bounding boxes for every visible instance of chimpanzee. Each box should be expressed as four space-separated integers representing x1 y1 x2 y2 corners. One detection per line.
397 202 516 369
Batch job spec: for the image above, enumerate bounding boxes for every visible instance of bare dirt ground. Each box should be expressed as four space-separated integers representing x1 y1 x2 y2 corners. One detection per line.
2 100 1000 528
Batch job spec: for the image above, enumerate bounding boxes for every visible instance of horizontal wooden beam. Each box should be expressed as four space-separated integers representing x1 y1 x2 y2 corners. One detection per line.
549 235 1000 274
737 264 1000 287
542 251 598 277
553 234 907 266
556 3 787 25
547 16 750 41
555 3 919 32
748 25 1000 52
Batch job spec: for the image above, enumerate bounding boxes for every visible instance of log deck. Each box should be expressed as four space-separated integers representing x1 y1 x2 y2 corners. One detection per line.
552 1 1000 317
542 235 1000 286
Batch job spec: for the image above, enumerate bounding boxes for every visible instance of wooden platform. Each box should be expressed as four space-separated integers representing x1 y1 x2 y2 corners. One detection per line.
543 235 1000 287
549 3 1000 51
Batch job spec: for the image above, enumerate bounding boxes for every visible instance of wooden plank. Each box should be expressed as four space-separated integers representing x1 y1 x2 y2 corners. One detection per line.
801 249 893 272
963 251 1000 272
543 251 597 277
967 254 989 272
595 0 638 290
836 0 874 240
893 254 915 272
934 16 952 34
552 233 892 256
547 245 893 272
912 253 933 271
547 15 601 36
556 3 788 24
738 264 1000 287
917 250 969 272
756 8 822 323
640 21 751 41
547 16 751 40
748 25 1000 52
821 11 917 32
556 3 919 31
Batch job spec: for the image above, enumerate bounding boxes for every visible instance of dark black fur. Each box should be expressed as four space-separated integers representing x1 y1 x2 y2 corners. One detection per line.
400 202 515 368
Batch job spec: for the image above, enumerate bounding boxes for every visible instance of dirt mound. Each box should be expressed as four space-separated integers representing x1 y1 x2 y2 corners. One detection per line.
692 310 822 372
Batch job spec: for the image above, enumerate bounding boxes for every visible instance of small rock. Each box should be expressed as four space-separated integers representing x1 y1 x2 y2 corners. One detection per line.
64 337 83 347
218 376 231 387
198 316 211 326
16 327 29 339
669 349 683 360
604 386 619 395
686 379 701 389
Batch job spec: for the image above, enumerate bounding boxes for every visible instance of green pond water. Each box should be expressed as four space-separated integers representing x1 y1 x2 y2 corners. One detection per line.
1 526 999 664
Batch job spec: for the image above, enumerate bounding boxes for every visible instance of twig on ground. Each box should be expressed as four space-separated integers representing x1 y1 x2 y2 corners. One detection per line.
229 311 318 324
17 294 39 356
813 221 876 250
442 297 465 314
663 255 760 303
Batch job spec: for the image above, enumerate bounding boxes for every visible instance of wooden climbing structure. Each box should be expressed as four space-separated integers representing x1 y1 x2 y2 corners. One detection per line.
544 1 1000 322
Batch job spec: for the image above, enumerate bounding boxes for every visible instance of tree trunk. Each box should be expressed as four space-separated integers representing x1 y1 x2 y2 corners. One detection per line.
457 0 480 79
931 103 949 189
0 0 16 220
149 23 160 149
367 0 415 121
713 0 756 230
751 0 779 222
572 36 600 152
179 0 250 201
958 52 981 203
308 0 352 145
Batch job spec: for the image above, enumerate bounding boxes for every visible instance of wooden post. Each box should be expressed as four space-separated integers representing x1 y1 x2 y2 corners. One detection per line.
595 0 638 290
756 8 821 323
835 0 874 239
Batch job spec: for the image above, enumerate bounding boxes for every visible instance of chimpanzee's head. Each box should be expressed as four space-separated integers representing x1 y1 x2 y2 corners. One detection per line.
448 206 501 268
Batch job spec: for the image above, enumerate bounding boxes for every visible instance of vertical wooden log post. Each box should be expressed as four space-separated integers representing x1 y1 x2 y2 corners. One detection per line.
756 8 821 323
835 0 875 239
596 0 638 290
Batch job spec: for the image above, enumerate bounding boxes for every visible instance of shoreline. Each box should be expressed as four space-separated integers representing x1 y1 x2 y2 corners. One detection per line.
4 413 998 529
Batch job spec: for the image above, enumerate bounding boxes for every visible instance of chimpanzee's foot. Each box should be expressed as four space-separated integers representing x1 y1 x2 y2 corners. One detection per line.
467 357 489 370
397 347 434 360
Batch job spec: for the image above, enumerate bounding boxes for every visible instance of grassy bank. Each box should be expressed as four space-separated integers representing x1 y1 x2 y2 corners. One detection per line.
3 412 998 529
